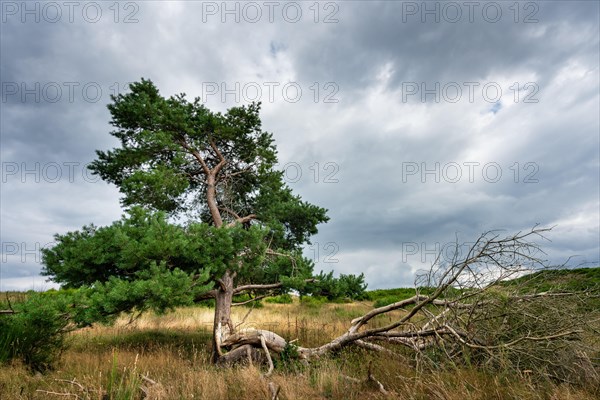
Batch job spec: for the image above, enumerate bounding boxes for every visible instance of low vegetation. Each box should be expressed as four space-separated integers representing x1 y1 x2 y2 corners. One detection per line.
1 267 599 399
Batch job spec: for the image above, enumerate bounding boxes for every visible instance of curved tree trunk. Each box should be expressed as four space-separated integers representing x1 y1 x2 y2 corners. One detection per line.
211 270 235 363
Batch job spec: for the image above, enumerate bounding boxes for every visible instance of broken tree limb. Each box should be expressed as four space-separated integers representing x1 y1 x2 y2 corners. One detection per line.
260 334 275 377
232 294 270 307
209 226 597 387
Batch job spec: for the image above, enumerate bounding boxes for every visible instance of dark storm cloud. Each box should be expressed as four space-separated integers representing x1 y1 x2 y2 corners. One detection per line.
290 2 599 91
1 1 598 290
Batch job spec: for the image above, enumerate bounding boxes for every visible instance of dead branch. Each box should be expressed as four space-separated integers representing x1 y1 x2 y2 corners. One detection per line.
260 334 275 377
214 227 598 384
443 324 583 350
233 279 315 295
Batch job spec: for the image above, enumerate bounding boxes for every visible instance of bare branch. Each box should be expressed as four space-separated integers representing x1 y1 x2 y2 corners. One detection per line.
443 324 583 349
260 334 274 377
234 279 315 294
226 213 257 228
232 294 270 307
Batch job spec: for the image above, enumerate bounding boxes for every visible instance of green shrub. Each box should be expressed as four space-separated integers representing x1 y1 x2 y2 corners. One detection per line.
0 292 73 371
305 271 368 301
300 296 328 308
275 341 304 372
366 287 417 301
373 296 404 308
265 293 294 304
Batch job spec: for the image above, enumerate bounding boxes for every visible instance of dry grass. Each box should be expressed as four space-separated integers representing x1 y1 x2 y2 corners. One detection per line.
1 299 598 400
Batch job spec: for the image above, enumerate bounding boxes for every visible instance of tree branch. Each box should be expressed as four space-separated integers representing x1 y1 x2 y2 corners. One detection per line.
209 138 228 175
219 206 241 220
234 279 315 295
194 290 217 301
232 294 270 306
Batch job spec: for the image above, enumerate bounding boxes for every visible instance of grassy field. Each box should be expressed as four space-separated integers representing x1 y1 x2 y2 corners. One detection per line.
1 294 599 400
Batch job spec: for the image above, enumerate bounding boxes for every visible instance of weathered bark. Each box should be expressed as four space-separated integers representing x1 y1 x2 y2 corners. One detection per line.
206 175 223 228
211 270 235 363
215 344 266 367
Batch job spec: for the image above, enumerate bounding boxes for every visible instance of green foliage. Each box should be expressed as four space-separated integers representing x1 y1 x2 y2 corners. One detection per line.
0 292 73 371
33 79 337 370
300 296 328 308
498 267 600 311
88 78 328 251
366 286 461 303
500 267 600 293
275 341 304 372
42 79 331 329
366 287 418 301
305 271 368 301
265 294 294 304
452 289 596 383
73 263 213 326
373 296 404 308
339 273 369 300
42 207 310 293
232 293 264 308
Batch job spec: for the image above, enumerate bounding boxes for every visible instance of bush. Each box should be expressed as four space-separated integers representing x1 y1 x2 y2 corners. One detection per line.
0 292 73 371
275 341 304 372
265 294 294 304
366 286 459 302
300 296 328 308
373 296 403 308
305 271 368 301
366 288 414 301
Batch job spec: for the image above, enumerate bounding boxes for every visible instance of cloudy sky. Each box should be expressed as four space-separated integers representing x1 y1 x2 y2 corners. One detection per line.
1 1 599 291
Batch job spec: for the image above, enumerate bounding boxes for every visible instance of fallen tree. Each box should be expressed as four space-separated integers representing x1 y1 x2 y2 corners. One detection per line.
215 227 598 386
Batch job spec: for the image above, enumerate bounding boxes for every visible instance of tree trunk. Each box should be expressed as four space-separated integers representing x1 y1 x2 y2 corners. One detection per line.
206 175 223 228
211 270 235 363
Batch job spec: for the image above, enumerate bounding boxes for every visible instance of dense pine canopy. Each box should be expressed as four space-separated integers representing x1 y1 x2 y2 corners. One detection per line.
41 79 355 323
88 79 328 250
